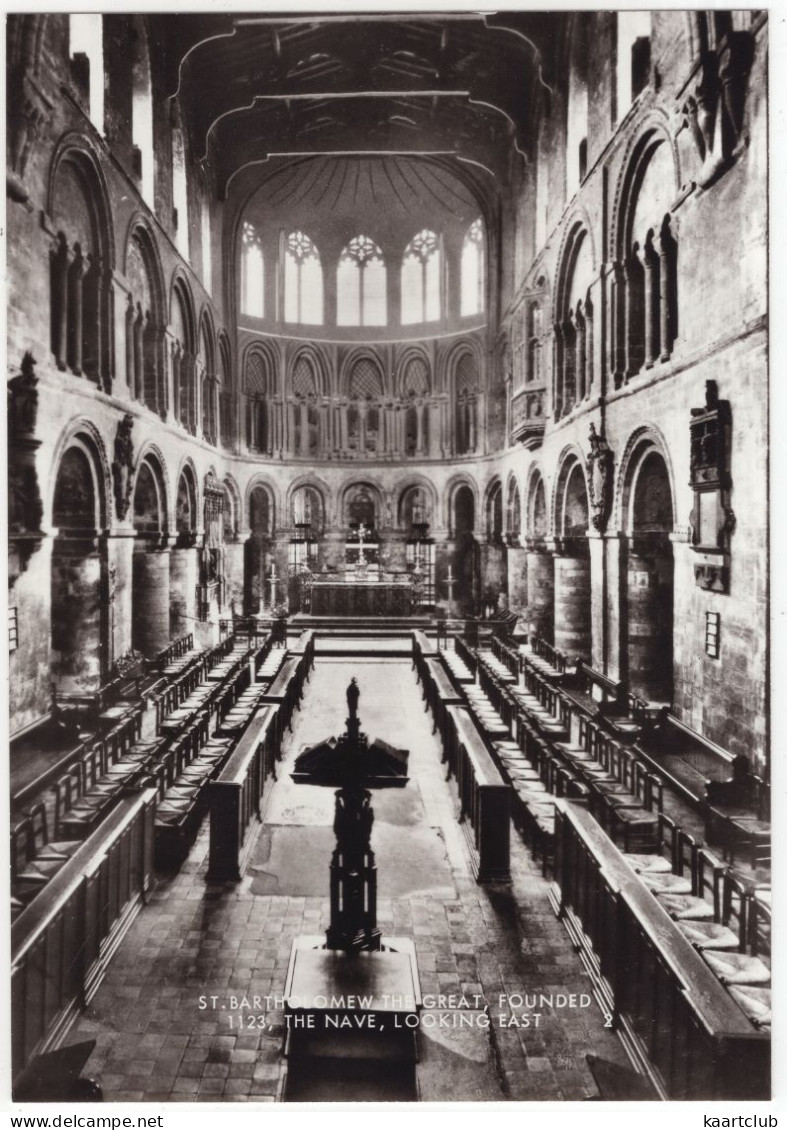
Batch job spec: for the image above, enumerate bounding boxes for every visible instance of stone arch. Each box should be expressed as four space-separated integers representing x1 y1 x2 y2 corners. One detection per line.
525 465 549 541
506 472 522 542
222 474 242 539
47 135 115 387
244 339 279 396
287 343 330 397
286 475 331 532
611 115 681 260
438 335 485 395
615 424 678 533
170 273 197 432
124 216 167 413
134 441 172 526
396 347 432 398
133 452 169 535
339 348 387 399
553 449 590 538
337 478 387 530
616 427 676 699
612 119 681 375
47 418 111 533
47 132 114 269
554 218 596 414
50 432 111 696
245 474 279 534
395 476 439 529
445 474 479 537
483 476 504 544
174 457 199 537
170 270 197 351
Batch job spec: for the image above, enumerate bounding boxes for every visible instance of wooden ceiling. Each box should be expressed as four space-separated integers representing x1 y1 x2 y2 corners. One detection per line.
154 13 559 202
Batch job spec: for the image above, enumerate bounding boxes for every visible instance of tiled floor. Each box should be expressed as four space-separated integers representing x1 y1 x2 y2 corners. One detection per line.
71 656 628 1102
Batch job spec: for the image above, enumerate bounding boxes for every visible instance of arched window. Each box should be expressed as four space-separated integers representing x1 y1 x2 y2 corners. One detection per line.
125 231 163 412
461 218 485 317
617 12 652 122
486 482 504 543
172 127 189 260
284 231 323 325
246 350 274 454
218 340 232 448
201 198 212 295
69 15 104 134
131 20 154 208
240 221 264 317
616 138 678 384
171 286 195 433
401 229 441 325
337 235 386 326
199 323 216 445
507 480 522 542
454 351 479 455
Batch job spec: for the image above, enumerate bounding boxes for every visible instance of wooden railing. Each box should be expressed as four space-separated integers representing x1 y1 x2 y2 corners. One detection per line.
490 634 522 679
151 633 194 671
417 655 465 752
444 705 511 883
453 633 479 678
11 788 157 1087
553 801 770 1100
530 635 569 676
207 706 280 882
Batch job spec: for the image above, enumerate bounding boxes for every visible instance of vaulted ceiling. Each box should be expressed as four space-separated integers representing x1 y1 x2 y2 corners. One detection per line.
155 13 559 202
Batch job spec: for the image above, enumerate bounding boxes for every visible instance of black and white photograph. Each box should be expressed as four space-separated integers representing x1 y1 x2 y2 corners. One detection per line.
5 4 772 1110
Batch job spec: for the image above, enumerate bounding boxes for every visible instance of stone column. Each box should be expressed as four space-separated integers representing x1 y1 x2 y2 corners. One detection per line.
51 236 70 371
224 532 249 616
526 543 554 643
106 528 136 667
170 535 199 639
132 541 172 657
655 230 672 360
589 532 607 674
626 541 673 701
299 399 309 456
506 543 527 617
358 401 367 455
553 544 592 662
125 296 136 398
67 247 85 375
51 536 103 698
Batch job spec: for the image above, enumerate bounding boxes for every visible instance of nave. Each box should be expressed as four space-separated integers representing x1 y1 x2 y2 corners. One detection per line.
64 653 626 1102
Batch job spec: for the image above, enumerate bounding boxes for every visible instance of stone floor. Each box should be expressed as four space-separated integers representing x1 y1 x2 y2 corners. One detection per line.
71 656 629 1102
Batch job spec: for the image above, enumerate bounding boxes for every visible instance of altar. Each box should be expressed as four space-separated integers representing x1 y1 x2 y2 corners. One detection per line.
309 580 415 617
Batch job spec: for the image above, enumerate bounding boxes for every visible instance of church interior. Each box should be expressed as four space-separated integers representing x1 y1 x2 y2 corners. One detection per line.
7 10 770 1104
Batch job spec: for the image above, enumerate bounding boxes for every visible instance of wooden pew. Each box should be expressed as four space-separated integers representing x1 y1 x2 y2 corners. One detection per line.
11 789 157 1090
422 656 465 754
260 653 306 752
444 705 511 883
207 705 280 882
553 801 770 1100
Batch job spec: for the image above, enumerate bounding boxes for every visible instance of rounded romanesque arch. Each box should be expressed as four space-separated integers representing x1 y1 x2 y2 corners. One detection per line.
124 217 167 415
396 476 439 530
50 434 110 697
611 120 681 381
48 137 114 388
553 218 596 417
552 450 591 661
506 473 522 543
617 428 676 700
170 273 198 434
